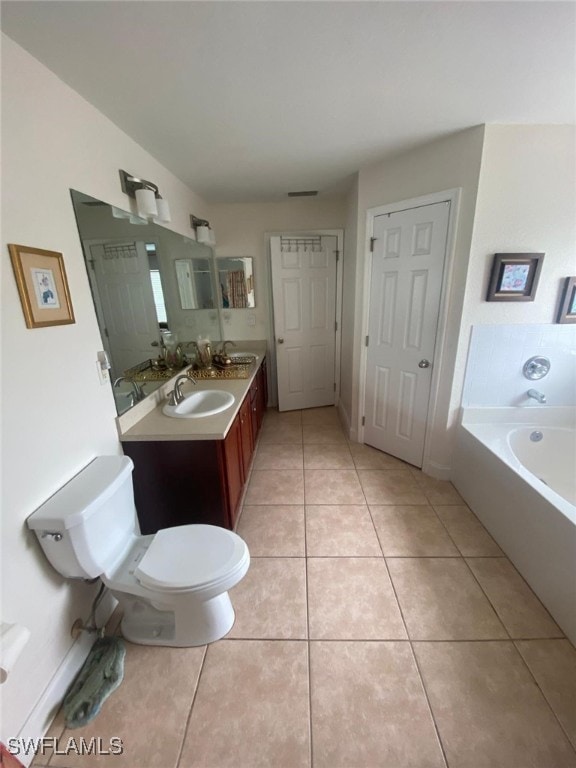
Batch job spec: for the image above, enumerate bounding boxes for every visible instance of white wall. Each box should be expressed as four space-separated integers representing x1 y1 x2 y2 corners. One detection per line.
208 198 346 402
340 175 359 433
344 124 575 474
343 127 485 469
453 126 576 413
0 35 208 741
463 325 576 407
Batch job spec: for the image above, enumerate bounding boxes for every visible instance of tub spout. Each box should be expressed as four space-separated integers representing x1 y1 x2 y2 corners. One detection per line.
527 389 546 404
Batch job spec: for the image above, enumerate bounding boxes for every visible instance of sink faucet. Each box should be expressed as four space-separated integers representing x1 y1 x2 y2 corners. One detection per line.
113 376 146 402
220 340 237 356
167 374 196 406
527 389 547 404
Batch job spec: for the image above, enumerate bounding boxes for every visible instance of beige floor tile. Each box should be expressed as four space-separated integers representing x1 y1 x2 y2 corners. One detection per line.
371 505 460 557
349 442 408 470
304 469 365 504
237 505 305 556
305 505 382 556
262 408 302 425
414 641 576 768
228 557 307 639
180 640 310 767
387 558 507 640
433 505 503 556
244 469 304 505
467 557 563 638
301 406 341 426
357 470 428 505
310 641 445 768
49 643 205 768
307 558 407 639
303 443 354 469
302 424 347 444
410 470 464 504
516 639 576 749
258 422 303 444
252 443 303 469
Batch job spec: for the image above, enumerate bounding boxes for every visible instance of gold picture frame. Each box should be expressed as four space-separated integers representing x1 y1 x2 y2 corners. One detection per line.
9 244 75 328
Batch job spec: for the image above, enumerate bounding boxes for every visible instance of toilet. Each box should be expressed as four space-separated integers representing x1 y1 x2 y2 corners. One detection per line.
27 455 250 647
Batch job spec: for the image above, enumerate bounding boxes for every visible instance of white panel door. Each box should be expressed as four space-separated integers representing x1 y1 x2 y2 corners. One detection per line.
364 202 450 466
271 236 338 411
85 240 160 375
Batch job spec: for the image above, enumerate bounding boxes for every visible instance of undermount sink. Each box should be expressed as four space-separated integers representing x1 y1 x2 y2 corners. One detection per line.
163 389 235 419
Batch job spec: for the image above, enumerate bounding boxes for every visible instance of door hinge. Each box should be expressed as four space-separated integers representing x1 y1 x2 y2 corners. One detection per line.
88 259 96 270
370 237 377 252
335 250 340 262
365 335 369 347
335 321 338 332
362 416 366 426
333 382 336 392
104 327 109 338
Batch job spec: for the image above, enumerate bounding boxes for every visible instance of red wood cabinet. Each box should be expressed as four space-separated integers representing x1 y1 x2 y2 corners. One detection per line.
122 358 266 534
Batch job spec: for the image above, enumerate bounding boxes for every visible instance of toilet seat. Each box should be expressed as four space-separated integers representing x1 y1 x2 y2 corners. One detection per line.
135 524 248 593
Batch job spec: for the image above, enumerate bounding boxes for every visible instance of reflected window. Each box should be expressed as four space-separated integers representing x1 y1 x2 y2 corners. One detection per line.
147 242 168 324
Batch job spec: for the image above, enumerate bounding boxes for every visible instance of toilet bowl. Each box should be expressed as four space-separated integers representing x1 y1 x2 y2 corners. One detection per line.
27 456 250 647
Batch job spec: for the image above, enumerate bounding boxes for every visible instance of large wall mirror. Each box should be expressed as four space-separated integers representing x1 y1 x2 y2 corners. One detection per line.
71 190 221 415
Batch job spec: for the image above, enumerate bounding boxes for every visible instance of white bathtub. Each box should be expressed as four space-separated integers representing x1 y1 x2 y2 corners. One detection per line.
452 406 576 645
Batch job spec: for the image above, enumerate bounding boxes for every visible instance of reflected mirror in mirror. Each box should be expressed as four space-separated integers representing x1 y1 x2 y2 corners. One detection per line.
175 258 216 309
70 190 221 415
217 257 255 308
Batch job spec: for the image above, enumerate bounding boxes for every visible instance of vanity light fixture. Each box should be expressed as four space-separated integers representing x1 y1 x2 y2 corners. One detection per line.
190 215 216 246
119 169 172 223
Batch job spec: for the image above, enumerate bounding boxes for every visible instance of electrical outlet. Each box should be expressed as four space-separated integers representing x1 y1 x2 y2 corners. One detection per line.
96 361 110 385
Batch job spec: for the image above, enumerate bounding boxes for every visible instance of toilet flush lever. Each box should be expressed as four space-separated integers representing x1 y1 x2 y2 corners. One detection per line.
41 531 63 542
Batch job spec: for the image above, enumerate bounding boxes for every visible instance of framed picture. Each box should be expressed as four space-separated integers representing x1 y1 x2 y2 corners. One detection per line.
556 276 576 324
486 253 544 302
8 244 75 328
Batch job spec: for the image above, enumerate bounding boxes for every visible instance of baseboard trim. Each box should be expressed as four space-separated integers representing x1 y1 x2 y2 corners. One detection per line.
13 594 117 767
422 459 452 481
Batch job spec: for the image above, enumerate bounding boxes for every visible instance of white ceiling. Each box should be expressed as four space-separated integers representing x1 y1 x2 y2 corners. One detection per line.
2 1 575 202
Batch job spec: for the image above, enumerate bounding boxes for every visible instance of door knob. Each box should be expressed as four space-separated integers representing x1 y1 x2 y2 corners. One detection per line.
277 338 284 344
418 359 431 368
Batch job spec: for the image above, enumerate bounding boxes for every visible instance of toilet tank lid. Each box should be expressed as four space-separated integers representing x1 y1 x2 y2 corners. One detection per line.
27 456 134 531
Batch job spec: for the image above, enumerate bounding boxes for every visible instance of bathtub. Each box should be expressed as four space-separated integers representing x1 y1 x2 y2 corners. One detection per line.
452 406 576 645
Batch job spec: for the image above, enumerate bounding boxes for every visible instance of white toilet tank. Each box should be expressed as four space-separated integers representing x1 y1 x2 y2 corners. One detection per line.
27 456 138 580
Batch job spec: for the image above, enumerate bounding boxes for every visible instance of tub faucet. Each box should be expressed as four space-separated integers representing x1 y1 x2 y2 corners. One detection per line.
113 376 146 402
527 389 546 404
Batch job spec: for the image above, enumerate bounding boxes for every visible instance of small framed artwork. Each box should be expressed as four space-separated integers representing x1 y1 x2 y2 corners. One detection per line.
556 276 576 324
8 244 75 328
486 253 544 302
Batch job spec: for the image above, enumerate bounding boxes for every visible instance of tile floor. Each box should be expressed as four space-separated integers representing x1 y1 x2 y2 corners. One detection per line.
35 407 576 768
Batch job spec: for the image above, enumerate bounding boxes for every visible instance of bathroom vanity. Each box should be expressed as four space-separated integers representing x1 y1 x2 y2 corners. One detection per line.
120 355 267 533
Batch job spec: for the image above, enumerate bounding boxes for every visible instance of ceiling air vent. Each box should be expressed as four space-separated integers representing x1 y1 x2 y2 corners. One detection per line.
287 191 318 197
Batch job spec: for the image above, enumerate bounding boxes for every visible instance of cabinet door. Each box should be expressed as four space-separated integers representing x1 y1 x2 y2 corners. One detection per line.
238 395 254 478
222 414 244 529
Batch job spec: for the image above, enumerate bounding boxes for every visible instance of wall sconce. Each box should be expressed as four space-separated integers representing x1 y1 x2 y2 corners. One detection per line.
190 215 216 246
119 169 171 223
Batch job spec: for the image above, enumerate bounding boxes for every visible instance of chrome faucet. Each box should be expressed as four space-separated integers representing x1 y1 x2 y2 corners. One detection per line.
113 376 146 402
527 389 547 404
167 374 196 406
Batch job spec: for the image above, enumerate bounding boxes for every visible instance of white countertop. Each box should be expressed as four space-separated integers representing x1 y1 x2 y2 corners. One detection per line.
118 345 266 442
